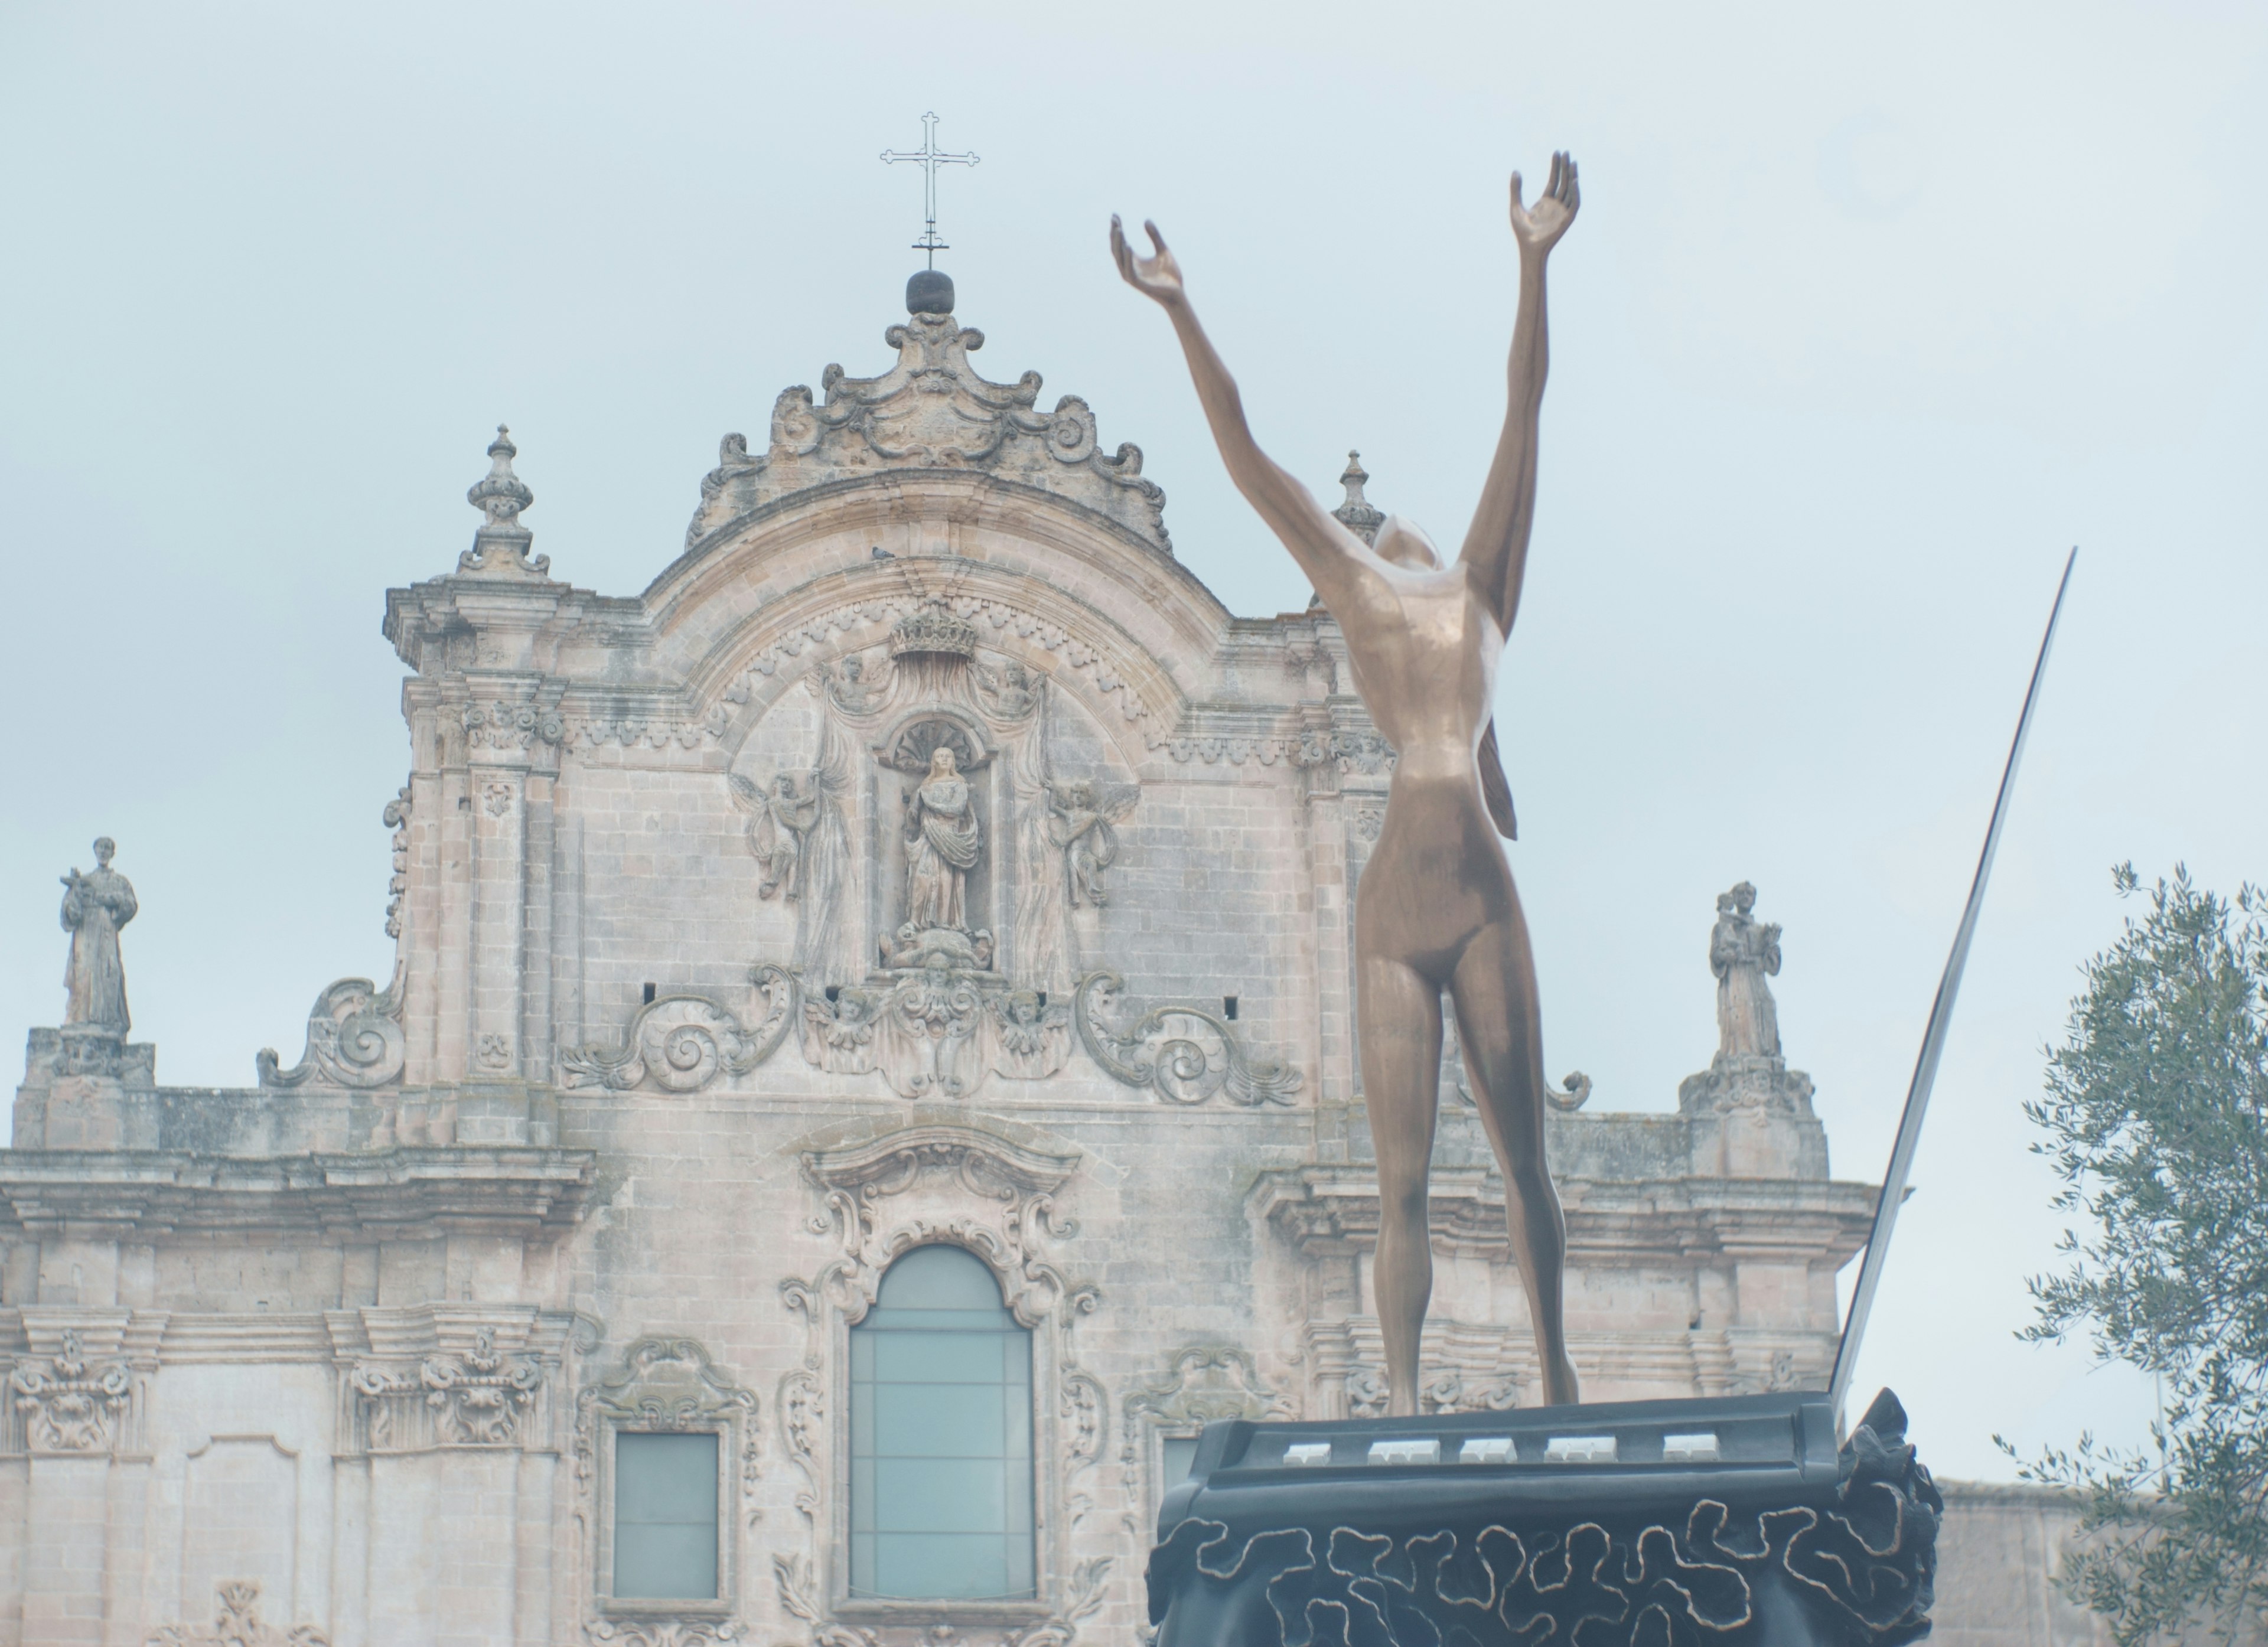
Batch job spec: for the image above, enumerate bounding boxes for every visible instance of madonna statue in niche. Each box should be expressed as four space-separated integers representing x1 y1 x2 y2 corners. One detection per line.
904 746 982 933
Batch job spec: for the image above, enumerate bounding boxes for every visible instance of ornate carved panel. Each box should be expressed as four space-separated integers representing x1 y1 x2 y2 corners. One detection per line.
7 1328 135 1454
147 1581 329 1647
347 1324 546 1450
775 1115 1109 1646
573 1336 762 1641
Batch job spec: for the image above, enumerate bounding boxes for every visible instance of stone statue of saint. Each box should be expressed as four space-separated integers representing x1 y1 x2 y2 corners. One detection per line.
1710 882 1783 1061
1116 153 1584 1411
60 837 137 1034
904 746 981 932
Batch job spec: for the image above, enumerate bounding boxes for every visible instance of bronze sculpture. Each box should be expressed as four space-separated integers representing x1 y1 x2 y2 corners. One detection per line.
1114 154 1583 1412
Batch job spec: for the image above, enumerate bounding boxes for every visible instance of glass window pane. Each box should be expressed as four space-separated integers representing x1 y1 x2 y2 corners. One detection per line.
614 1432 718 1600
875 1243 1010 1312
851 1245 1035 1601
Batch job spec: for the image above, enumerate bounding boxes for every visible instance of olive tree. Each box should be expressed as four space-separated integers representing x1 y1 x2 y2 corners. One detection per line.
2008 865 2268 1645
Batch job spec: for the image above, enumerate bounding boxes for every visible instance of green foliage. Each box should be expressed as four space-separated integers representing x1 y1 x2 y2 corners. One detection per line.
2005 865 2268 1645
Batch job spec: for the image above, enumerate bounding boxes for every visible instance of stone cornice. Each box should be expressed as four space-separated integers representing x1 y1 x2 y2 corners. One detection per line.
1252 1162 1875 1267
0 1146 597 1240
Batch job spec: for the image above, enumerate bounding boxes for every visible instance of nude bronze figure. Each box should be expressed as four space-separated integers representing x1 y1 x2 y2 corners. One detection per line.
1113 153 1583 1413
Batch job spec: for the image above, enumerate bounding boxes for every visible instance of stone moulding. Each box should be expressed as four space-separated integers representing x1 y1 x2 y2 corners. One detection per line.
1249 1162 1876 1266
0 1146 596 1240
558 990 792 1094
1073 972 1301 1108
256 969 406 1090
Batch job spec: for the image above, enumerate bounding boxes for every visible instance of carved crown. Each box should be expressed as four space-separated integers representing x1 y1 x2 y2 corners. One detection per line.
888 605 980 660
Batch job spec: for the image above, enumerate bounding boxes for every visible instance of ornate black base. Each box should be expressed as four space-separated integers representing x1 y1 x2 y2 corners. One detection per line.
1145 1390 1938 1647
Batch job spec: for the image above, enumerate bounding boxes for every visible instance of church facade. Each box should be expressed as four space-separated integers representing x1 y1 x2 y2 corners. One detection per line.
5 277 1910 1646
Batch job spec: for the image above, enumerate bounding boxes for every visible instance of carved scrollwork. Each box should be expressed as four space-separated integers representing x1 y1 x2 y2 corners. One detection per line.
559 985 793 1094
691 308 1169 556
256 967 406 1090
10 1329 131 1452
783 966 1070 1099
788 1122 1093 1329
1073 972 1301 1107
147 1581 330 1647
777 1359 824 1522
584 1621 741 1646
462 697 566 749
773 1554 878 1647
351 1325 543 1449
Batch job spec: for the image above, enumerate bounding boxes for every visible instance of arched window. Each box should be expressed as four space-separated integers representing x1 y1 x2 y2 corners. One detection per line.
850 1244 1035 1602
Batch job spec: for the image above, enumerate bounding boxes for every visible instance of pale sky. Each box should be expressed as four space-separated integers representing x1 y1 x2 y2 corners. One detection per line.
3 1 2263 1480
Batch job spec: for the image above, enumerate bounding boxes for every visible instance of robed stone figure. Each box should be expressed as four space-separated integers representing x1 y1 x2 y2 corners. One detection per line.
61 836 136 1035
1116 154 1584 1411
905 746 981 933
1711 881 1783 1061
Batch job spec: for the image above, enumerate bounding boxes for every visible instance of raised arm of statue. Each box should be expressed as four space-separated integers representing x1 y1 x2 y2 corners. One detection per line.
1110 216 1387 618
1457 154 1579 632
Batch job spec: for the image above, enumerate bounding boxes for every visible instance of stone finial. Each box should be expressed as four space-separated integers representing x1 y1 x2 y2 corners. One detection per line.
459 425 551 577
1332 451 1386 546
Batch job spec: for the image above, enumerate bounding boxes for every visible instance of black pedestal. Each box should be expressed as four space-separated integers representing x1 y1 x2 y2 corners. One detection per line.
1145 1390 1938 1647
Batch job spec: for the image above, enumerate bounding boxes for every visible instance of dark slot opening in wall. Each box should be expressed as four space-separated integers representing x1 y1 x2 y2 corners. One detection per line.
643 982 657 1004
825 985 840 1004
1223 996 1239 1021
1036 991 1047 1010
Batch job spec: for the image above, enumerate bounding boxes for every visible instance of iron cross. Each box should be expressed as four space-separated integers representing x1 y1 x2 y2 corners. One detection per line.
881 112 979 268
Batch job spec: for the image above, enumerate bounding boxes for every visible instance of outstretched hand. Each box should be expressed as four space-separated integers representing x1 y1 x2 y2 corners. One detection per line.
1509 152 1580 256
1111 214 1186 308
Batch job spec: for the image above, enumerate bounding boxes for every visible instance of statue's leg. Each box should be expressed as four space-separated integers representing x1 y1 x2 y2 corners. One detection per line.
1356 950 1445 1418
1449 908 1581 1407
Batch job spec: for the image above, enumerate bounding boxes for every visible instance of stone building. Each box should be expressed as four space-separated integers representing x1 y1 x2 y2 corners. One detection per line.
2 273 2075 1644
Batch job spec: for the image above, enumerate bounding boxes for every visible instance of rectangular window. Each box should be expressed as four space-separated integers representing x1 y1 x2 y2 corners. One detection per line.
614 1431 719 1600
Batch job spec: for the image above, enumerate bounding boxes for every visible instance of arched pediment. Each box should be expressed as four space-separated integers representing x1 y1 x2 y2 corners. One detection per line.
638 492 1226 768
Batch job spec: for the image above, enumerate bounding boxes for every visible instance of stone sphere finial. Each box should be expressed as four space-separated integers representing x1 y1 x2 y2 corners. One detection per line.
906 269 956 315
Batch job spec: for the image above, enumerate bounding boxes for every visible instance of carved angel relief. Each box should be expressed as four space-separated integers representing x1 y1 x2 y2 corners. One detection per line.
1042 779 1136 909
729 711 856 989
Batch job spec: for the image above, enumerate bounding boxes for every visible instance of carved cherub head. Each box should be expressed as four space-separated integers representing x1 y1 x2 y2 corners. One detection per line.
1005 989 1043 1026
